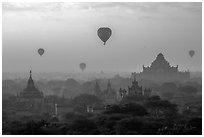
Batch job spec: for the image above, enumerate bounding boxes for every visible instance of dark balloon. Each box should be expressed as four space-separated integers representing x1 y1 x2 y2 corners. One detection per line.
79 63 86 71
189 50 195 58
38 48 44 56
97 27 112 45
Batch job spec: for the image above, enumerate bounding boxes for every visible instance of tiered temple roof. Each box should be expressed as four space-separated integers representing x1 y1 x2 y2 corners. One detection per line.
119 75 151 99
143 53 178 73
135 53 190 82
20 70 43 99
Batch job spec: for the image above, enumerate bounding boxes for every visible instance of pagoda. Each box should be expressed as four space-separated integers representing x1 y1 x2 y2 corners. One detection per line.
104 80 116 100
118 75 151 100
20 70 43 99
134 53 190 82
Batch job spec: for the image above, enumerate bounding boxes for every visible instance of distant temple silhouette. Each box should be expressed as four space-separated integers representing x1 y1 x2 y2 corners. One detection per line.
20 70 43 99
17 70 44 111
133 53 190 82
104 80 117 101
94 80 117 104
17 70 64 115
118 75 151 100
94 77 151 103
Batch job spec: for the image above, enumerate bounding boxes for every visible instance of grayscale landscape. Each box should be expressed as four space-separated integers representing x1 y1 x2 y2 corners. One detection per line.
2 2 202 135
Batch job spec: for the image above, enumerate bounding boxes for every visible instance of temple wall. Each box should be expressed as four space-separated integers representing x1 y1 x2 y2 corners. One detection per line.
134 72 190 83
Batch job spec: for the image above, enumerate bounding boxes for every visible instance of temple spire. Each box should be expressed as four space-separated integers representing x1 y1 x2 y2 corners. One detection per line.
26 70 35 89
132 73 136 82
94 81 101 96
30 70 32 78
106 80 113 93
107 80 111 88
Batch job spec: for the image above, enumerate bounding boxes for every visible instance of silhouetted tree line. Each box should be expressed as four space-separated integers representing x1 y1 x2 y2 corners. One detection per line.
3 77 202 100
3 95 202 135
2 75 202 135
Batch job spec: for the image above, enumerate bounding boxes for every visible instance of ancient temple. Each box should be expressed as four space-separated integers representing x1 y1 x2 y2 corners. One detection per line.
118 75 151 100
17 70 44 112
93 80 117 103
128 76 143 96
104 80 117 100
20 70 43 99
143 88 151 97
94 81 102 98
134 53 190 82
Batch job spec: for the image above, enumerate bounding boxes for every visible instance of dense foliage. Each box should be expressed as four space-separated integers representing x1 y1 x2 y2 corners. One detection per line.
3 98 202 135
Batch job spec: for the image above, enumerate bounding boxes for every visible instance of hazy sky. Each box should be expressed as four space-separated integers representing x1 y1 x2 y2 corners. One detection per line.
2 2 202 73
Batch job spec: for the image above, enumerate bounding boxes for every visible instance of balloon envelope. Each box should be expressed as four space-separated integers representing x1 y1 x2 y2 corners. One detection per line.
97 27 112 45
79 63 86 71
189 50 195 58
38 48 44 56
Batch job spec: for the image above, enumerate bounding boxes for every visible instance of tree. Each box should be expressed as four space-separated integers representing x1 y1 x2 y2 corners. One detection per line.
71 94 101 108
178 85 197 97
73 105 86 113
187 117 202 135
64 78 80 90
4 121 24 135
148 95 161 101
94 113 128 135
145 97 178 118
21 120 44 135
62 112 86 122
104 103 148 116
66 117 98 135
115 117 143 135
160 82 177 100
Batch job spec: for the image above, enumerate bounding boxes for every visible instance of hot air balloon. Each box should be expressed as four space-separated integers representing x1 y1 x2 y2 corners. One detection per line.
79 63 86 71
97 27 112 45
189 50 195 58
38 48 44 56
